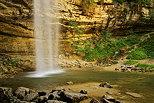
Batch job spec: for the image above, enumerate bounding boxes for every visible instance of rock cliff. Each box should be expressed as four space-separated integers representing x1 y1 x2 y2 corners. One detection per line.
0 0 153 57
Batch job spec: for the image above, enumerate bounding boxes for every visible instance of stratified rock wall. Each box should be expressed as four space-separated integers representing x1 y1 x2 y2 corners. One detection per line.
0 0 151 56
0 0 34 54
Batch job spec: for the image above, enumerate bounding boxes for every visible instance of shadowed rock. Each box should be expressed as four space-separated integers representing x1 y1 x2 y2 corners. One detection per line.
80 90 87 94
99 82 113 88
47 100 66 103
61 92 88 103
14 87 38 101
126 92 142 98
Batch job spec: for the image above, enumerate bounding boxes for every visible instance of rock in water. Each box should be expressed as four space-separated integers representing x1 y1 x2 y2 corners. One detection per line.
102 95 123 103
80 90 87 94
90 98 100 103
62 92 88 103
66 81 73 85
47 100 66 103
126 92 142 98
99 82 113 88
102 99 112 103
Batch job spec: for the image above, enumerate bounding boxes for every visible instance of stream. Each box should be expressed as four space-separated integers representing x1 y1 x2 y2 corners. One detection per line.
0 70 154 103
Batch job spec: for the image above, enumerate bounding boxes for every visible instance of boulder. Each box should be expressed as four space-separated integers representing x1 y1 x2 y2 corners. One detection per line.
47 100 66 103
0 87 13 103
19 101 36 103
61 92 88 103
80 90 87 94
115 100 123 103
51 88 68 94
99 82 113 88
66 81 73 85
14 87 30 99
14 87 38 101
102 99 112 103
37 96 48 103
126 92 142 98
106 92 113 95
24 92 38 101
102 95 115 102
0 87 21 103
90 98 100 103
102 95 123 103
48 93 61 100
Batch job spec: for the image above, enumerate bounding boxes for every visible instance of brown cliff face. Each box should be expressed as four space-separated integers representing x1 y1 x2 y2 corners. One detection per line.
0 0 34 54
0 0 152 56
0 0 153 75
59 0 145 55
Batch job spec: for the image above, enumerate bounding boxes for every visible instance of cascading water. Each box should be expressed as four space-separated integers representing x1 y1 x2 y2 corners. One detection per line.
27 0 63 77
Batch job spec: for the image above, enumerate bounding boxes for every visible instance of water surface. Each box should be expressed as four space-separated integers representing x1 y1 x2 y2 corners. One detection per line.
0 71 154 103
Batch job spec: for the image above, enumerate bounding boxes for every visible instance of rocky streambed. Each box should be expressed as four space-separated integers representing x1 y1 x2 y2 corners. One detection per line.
0 71 154 103
1 82 142 103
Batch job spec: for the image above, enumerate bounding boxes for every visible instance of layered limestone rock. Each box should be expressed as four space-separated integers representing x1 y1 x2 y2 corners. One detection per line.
0 0 151 57
58 0 143 54
0 0 34 54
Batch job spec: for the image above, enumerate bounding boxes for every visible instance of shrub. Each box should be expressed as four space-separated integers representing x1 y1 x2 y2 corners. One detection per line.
124 34 141 46
124 60 138 65
137 64 154 68
140 35 154 59
127 48 148 60
81 0 96 16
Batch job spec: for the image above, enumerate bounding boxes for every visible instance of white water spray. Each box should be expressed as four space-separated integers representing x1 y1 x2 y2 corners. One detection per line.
27 0 63 77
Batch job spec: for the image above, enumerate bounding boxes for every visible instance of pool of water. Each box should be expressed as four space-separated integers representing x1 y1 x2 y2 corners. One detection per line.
0 70 154 103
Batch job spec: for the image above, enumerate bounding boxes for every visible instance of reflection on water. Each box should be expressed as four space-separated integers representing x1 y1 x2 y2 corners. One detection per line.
0 71 154 103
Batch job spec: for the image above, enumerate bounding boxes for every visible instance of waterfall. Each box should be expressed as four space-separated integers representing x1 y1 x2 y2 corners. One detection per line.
27 0 63 77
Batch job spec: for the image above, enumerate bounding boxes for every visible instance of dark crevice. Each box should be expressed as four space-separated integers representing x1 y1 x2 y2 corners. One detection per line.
0 18 33 31
0 32 33 39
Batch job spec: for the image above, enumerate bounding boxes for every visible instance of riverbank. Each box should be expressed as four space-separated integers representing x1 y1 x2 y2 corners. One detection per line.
0 70 154 103
0 82 143 103
0 57 154 78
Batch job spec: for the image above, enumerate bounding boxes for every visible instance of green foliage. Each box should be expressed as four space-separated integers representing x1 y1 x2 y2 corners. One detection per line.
127 48 148 60
137 64 154 68
115 0 152 5
116 0 126 3
81 0 96 16
66 20 79 26
124 30 142 46
124 60 138 65
66 20 83 35
140 35 154 59
81 0 96 7
0 54 31 73
69 29 153 62
66 20 85 54
82 31 125 61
